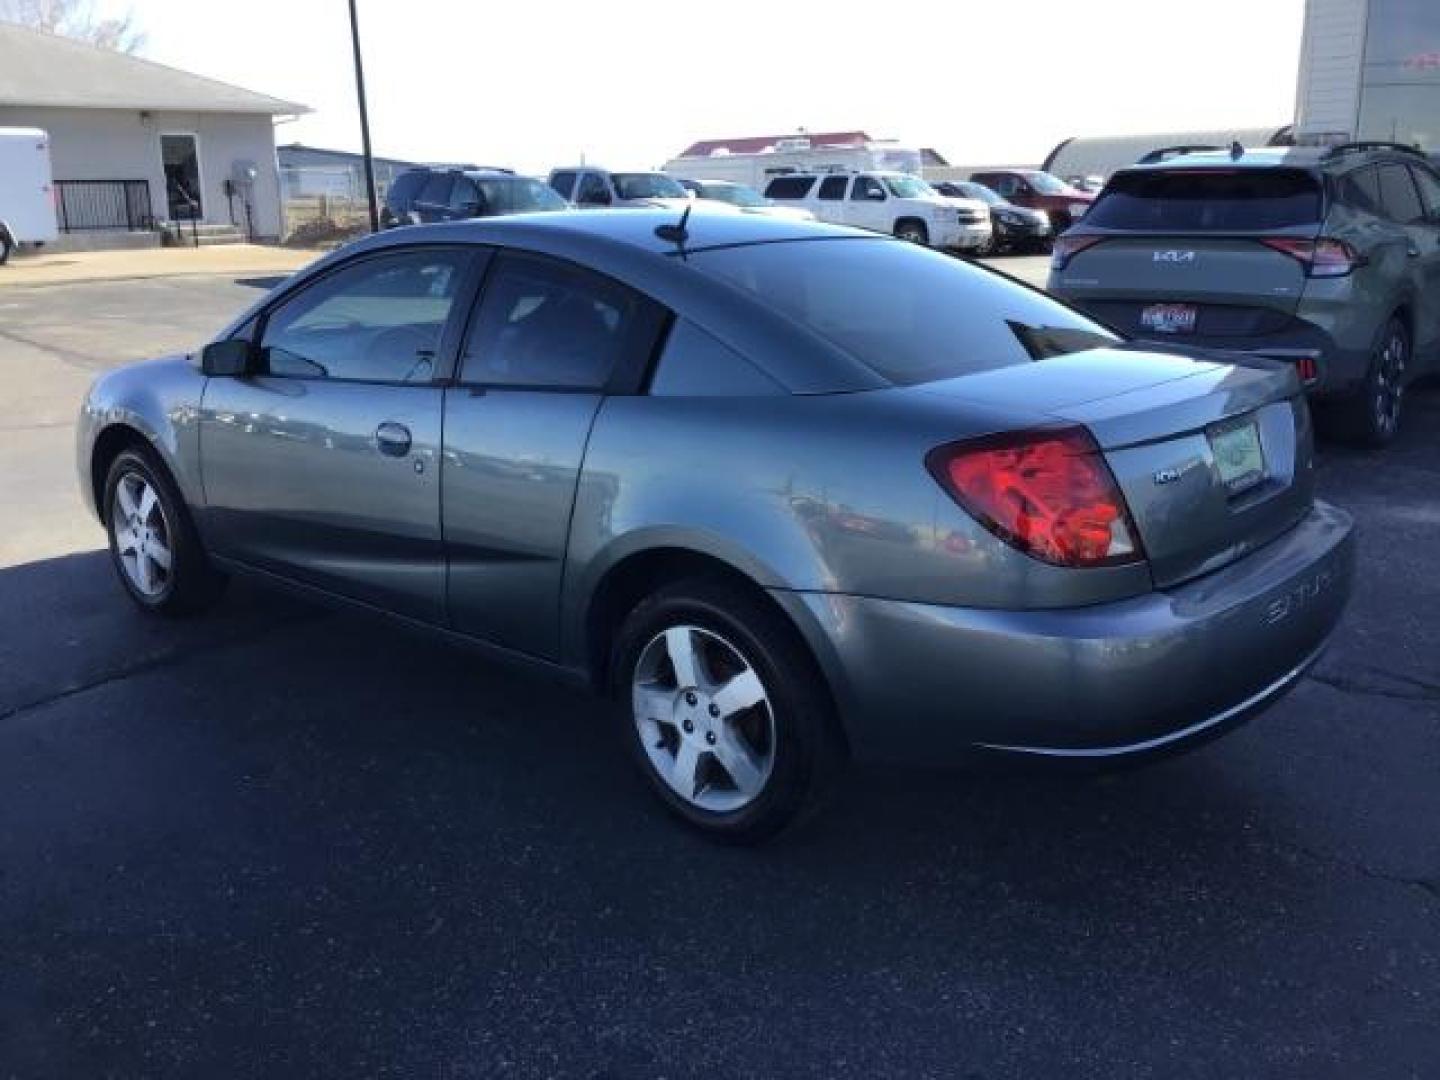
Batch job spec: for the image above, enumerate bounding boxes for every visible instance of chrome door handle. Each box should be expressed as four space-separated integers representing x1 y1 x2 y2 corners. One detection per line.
374 421 412 457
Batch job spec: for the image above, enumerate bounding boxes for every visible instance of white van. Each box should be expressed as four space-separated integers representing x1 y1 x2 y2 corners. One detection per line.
0 127 59 263
762 171 991 252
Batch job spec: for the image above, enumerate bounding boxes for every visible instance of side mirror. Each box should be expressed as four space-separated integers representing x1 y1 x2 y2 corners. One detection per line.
200 338 253 377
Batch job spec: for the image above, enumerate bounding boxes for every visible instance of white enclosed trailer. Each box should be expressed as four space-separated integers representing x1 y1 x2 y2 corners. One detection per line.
664 139 925 188
0 127 60 263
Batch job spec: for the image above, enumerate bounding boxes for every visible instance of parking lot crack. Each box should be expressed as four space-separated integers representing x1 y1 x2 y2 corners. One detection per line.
1306 667 1440 705
1286 841 1440 910
0 325 103 371
0 613 323 725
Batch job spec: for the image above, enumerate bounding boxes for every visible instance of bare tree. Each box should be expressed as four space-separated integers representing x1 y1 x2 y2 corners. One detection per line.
0 0 146 53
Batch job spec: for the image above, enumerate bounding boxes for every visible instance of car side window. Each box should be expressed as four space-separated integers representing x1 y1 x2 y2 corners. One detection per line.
648 319 783 397
762 176 815 200
460 253 637 390
1376 164 1425 225
417 173 454 206
991 175 1019 197
449 177 483 213
575 172 611 205
851 176 885 201
259 250 469 383
550 171 576 199
1407 166 1440 221
818 176 848 201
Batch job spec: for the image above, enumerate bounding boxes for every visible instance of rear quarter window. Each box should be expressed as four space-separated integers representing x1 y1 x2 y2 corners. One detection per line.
691 238 1117 387
1085 168 1322 231
648 320 783 396
386 171 426 211
1376 164 1425 224
763 176 816 200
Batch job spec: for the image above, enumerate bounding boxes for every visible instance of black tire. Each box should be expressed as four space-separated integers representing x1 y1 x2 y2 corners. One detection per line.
103 447 226 615
0 230 12 266
894 219 929 246
609 578 844 844
1327 316 1409 448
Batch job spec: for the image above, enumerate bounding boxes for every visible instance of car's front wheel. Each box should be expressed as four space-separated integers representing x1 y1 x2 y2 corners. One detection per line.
103 448 225 615
611 579 841 844
1331 316 1409 448
894 220 929 246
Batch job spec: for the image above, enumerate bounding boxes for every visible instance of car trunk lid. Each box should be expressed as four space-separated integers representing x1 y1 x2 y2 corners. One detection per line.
919 347 1315 587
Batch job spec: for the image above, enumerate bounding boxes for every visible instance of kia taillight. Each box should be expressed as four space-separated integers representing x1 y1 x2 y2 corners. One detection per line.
927 428 1143 568
1050 235 1104 271
1260 237 1362 277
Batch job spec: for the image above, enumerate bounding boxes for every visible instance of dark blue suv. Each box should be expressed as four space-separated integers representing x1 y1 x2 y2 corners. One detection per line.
382 167 567 228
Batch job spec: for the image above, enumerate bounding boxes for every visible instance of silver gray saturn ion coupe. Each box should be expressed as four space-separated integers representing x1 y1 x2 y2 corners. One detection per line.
77 210 1355 842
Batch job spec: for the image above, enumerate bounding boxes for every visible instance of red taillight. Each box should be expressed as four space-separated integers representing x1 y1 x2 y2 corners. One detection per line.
1295 355 1319 383
1260 237 1362 277
1050 235 1103 271
928 428 1143 568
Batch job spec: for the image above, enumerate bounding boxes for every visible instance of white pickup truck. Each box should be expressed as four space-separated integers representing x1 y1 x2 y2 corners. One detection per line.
760 171 991 252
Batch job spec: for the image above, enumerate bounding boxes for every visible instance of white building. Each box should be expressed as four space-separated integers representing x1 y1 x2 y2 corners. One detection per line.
0 21 307 244
1296 0 1440 148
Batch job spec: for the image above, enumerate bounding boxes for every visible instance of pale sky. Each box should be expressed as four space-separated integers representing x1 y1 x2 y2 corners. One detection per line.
106 0 1305 173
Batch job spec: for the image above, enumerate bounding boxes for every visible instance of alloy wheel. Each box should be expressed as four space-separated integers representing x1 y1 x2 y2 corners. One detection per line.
1372 326 1407 439
631 625 776 814
111 471 173 598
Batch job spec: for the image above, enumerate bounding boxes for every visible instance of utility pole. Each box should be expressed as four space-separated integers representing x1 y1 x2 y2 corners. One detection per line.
347 0 380 232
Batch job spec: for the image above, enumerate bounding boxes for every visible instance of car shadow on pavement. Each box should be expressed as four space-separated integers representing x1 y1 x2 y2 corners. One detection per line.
3 547 1434 1076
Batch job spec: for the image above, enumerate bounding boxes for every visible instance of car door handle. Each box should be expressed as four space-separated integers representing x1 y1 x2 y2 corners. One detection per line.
374 421 412 457
1408 242 1421 258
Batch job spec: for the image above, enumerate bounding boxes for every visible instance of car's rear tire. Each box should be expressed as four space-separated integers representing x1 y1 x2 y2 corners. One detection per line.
1329 316 1409 448
103 447 226 615
609 578 843 844
894 219 929 246
0 229 13 266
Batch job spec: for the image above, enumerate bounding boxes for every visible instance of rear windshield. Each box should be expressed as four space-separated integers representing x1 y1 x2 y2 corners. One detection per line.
689 238 1117 386
1084 168 1322 231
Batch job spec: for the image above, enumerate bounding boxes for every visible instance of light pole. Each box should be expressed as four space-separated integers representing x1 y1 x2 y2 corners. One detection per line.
347 0 380 232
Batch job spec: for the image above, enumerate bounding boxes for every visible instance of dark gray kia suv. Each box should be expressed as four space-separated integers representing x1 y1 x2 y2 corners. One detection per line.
1050 143 1440 446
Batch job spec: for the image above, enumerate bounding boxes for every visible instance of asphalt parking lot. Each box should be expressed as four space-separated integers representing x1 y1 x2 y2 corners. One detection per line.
1 264 1437 1078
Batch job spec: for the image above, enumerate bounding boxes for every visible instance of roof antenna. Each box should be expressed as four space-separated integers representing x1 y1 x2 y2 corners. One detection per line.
655 200 693 247
1229 140 1244 160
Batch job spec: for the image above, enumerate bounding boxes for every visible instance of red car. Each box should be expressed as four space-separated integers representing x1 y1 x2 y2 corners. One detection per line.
969 169 1096 236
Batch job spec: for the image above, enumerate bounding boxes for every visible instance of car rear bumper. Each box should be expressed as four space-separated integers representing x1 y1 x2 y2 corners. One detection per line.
1059 295 1375 396
775 500 1354 766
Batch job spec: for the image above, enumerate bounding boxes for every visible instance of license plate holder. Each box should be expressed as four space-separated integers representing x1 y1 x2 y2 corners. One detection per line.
1140 302 1197 334
1209 419 1266 494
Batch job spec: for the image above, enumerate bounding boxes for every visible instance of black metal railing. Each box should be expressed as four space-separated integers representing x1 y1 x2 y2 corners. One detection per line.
54 180 154 232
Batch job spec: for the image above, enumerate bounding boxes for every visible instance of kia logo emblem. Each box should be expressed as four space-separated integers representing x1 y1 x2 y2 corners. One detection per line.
1153 250 1197 264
